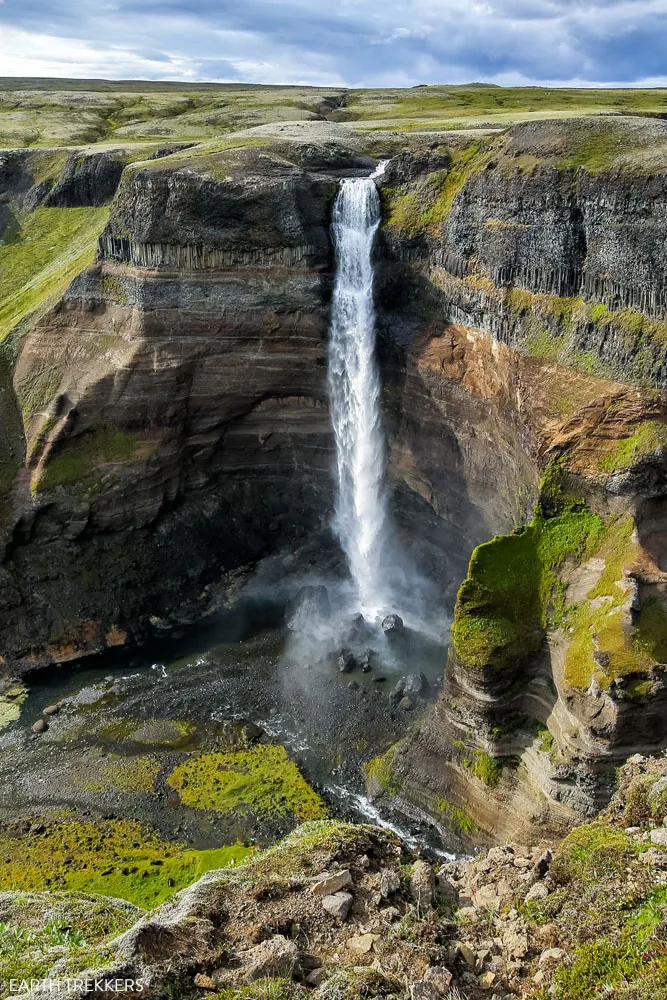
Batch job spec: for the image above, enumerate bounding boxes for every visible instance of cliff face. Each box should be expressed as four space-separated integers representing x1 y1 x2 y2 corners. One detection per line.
371 117 667 845
0 130 373 668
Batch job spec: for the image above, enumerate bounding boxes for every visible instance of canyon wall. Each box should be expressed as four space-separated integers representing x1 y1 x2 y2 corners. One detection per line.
369 116 667 845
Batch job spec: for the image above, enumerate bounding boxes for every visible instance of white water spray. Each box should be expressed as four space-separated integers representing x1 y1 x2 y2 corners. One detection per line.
327 164 390 618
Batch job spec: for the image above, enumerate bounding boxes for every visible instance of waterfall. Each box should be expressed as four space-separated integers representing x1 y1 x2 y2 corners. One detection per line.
327 164 390 618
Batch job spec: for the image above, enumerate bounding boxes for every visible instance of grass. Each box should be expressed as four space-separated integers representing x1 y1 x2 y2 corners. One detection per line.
34 427 141 493
0 892 137 996
0 206 109 342
0 814 253 909
211 980 308 1000
167 745 326 822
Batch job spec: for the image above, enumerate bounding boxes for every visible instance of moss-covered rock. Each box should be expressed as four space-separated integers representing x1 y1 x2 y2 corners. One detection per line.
167 745 326 823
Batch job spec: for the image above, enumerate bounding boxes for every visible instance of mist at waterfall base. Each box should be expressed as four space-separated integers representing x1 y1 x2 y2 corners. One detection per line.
282 164 447 675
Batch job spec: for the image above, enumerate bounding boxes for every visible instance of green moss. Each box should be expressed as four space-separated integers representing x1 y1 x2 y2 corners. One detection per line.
556 126 628 172
564 517 653 689
535 725 555 755
0 815 253 909
462 749 502 786
317 968 404 1000
0 683 28 731
16 366 63 423
452 506 604 672
363 746 403 796
598 421 667 472
551 823 638 885
34 427 141 492
167 745 326 822
434 796 474 835
70 751 159 794
98 717 197 749
0 207 109 342
634 597 667 663
386 143 486 237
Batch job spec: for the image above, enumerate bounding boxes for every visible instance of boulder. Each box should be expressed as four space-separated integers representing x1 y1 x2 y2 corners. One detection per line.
236 935 300 982
651 828 667 849
410 860 435 909
404 672 429 696
310 870 352 896
538 947 567 969
31 719 48 734
347 933 378 954
381 614 404 636
424 965 453 993
338 650 357 673
380 868 401 898
322 891 353 921
410 982 440 1000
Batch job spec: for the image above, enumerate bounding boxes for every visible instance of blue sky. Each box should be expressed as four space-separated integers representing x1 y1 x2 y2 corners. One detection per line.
0 0 665 87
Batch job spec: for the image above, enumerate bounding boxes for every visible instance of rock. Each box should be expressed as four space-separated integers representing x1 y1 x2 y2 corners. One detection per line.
382 906 401 921
504 929 529 959
424 966 453 993
410 860 435 909
525 882 549 902
237 935 300 982
31 719 48 734
338 650 357 673
398 697 414 710
380 867 401 898
456 941 476 967
310 870 352 896
641 848 667 868
410 983 439 1000
285 585 329 632
533 970 547 986
306 968 327 987
194 973 216 989
531 848 552 879
410 982 440 1000
474 884 500 908
347 933 378 954
29 822 45 835
393 678 406 699
43 703 62 717
436 875 459 906
513 856 532 869
487 846 511 864
651 828 667 848
539 947 567 969
381 614 404 636
404 672 429 696
347 680 359 690
478 971 496 990
322 891 353 921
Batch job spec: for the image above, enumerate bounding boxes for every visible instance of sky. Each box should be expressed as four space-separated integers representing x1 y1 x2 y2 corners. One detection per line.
0 0 666 88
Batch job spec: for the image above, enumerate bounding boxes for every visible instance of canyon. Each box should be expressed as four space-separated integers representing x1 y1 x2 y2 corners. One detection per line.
3 99 667 998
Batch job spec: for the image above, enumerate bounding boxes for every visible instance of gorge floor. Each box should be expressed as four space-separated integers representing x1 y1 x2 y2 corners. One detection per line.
0 617 450 903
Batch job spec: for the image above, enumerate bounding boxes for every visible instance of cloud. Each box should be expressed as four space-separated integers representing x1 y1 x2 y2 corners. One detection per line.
0 0 666 86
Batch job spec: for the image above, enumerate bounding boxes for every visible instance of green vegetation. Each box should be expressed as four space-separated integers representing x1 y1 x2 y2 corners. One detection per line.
70 751 159 794
97 716 198 748
0 892 137 996
597 421 667 472
460 748 502 786
535 724 555 755
34 427 141 493
167 745 326 822
0 814 253 908
563 516 658 689
452 501 604 673
211 980 307 1000
0 206 109 342
542 823 667 1000
434 796 474 835
363 746 403 796
386 143 487 237
6 82 667 146
317 968 404 1000
635 597 667 663
0 682 27 731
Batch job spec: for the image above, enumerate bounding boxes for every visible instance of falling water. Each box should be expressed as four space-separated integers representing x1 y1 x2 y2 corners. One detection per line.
327 164 390 617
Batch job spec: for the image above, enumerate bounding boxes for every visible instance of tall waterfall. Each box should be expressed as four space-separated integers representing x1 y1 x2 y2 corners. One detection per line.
327 164 390 618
